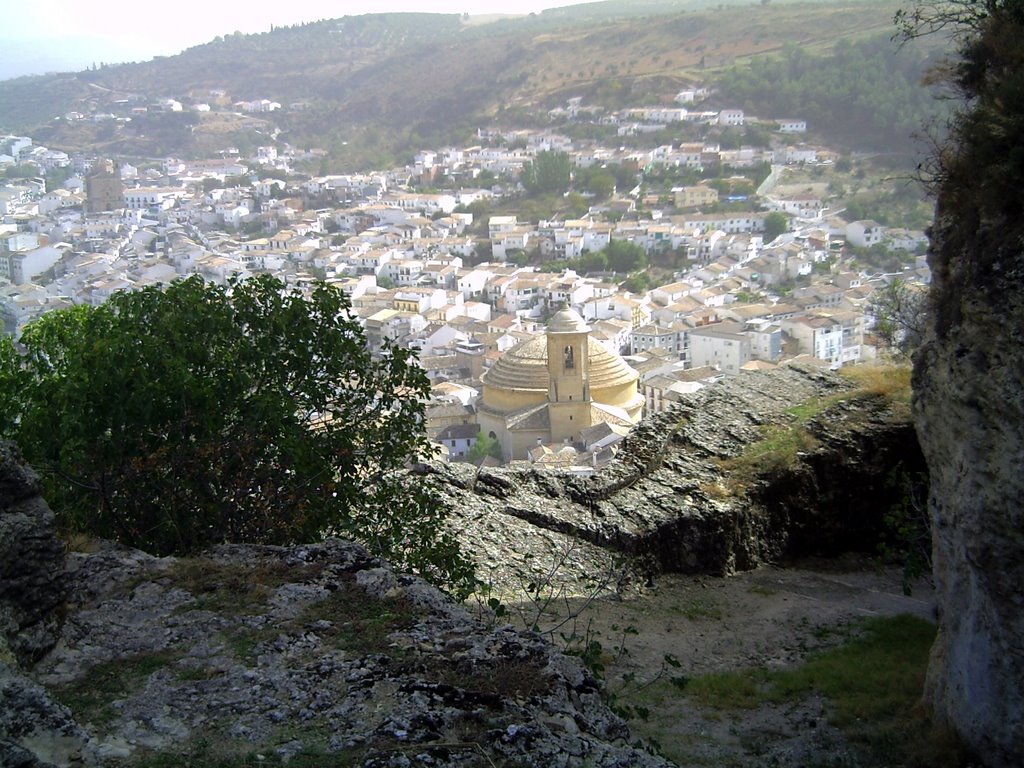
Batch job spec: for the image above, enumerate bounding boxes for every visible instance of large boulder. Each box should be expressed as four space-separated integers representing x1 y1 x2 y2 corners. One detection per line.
0 442 67 667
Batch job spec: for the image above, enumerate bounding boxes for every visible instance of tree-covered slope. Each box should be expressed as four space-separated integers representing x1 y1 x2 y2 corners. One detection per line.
0 1 942 167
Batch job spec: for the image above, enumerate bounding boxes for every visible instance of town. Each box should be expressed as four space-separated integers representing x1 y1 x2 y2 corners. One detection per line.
0 88 930 470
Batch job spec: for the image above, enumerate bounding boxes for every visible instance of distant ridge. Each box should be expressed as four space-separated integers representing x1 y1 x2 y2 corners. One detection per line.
0 1 910 166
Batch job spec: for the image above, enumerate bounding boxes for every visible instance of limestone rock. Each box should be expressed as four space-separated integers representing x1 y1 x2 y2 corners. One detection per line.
908 4 1024 761
0 661 87 768
914 215 1024 764
433 365 922 598
23 540 672 767
0 441 67 667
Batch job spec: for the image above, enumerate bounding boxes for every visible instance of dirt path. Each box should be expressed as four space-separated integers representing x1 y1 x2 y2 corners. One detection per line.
524 555 936 767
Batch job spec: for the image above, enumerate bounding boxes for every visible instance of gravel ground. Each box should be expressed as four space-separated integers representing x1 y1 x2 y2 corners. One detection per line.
518 555 936 767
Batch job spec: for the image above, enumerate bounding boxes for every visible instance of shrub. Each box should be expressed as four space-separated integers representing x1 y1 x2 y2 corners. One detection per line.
1 275 473 596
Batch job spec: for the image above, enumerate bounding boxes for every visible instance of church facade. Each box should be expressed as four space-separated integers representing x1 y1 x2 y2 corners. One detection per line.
478 309 644 461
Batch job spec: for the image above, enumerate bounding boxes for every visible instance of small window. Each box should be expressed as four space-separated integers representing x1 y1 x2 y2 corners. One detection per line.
563 345 575 370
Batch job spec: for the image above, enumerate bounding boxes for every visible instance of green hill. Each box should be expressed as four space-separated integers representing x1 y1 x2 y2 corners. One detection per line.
0 0 941 169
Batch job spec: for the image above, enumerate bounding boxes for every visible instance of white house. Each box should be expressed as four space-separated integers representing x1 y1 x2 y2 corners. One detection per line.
437 424 480 460
777 120 807 133
688 321 751 374
846 220 885 248
718 109 745 126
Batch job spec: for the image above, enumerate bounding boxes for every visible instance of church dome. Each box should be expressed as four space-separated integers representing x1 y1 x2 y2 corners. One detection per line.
481 336 639 394
547 308 591 334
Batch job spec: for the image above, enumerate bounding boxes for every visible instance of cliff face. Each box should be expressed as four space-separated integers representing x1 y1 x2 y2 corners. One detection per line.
911 5 1024 764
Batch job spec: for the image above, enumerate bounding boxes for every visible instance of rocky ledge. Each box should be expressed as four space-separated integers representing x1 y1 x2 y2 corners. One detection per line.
429 364 923 598
4 539 672 767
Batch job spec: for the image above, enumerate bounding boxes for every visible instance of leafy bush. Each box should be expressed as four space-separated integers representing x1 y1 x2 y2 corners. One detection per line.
1 275 473 595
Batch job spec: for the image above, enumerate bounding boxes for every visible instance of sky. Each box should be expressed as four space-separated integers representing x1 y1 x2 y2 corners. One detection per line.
0 1 594 80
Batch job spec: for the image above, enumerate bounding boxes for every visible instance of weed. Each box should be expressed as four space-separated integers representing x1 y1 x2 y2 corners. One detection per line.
297 581 418 655
719 363 913 490
168 557 323 615
675 596 722 621
679 615 967 767
54 650 181 725
219 626 277 662
877 465 932 595
719 421 819 487
839 364 912 404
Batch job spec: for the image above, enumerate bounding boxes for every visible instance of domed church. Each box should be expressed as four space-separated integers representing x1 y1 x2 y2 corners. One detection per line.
478 308 645 461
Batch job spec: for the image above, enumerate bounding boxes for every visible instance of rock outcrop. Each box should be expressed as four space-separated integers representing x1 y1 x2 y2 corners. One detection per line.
0 441 68 666
5 539 671 767
0 442 79 768
431 365 922 598
911 4 1024 762
909 3 1024 765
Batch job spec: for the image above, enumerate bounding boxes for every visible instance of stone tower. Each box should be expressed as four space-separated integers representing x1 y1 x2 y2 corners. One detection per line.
546 308 593 444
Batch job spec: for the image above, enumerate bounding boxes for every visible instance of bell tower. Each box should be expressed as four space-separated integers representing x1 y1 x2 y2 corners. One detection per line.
546 308 592 443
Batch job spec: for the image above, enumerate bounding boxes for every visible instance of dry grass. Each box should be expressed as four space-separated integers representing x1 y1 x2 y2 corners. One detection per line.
840 364 913 403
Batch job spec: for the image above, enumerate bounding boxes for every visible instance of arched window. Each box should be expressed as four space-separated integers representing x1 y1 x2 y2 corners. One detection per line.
563 344 575 370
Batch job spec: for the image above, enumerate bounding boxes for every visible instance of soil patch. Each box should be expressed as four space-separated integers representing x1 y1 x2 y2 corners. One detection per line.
521 555 936 767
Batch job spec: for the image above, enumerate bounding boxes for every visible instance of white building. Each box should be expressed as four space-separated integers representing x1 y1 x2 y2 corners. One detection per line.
688 321 751 375
846 220 885 248
718 109 745 127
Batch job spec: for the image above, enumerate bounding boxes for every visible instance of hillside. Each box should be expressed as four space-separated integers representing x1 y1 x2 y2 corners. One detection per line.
0 0 925 168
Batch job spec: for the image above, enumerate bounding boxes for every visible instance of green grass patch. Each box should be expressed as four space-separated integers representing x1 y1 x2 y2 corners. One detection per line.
686 615 934 714
168 557 324 615
840 364 913 416
673 595 723 621
680 615 967 767
218 626 279 662
54 650 181 725
721 421 819 485
296 582 418 655
721 363 913 488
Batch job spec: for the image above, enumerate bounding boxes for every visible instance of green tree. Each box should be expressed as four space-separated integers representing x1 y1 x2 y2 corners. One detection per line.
1 276 473 595
763 211 789 243
4 164 39 180
869 278 928 357
0 335 25 435
576 167 616 199
579 251 609 273
521 150 572 195
604 240 648 272
620 273 651 293
466 433 502 464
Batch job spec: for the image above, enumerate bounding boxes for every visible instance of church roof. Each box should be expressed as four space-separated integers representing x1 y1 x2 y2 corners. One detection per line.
481 336 639 392
547 308 591 334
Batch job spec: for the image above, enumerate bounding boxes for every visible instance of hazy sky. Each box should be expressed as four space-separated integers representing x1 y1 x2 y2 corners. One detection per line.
1 1 592 79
